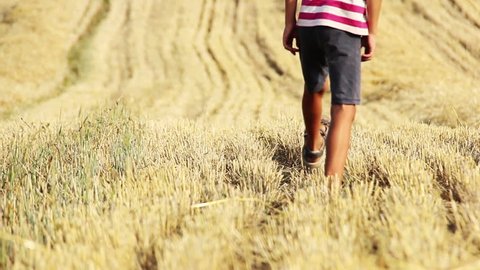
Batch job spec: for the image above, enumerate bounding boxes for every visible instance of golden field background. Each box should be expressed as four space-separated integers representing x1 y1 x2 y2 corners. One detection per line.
0 0 479 269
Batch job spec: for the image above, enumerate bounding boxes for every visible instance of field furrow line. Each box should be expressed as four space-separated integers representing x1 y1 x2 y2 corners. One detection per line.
138 0 156 83
194 0 214 88
53 0 111 86
236 33 279 120
193 0 226 94
19 0 133 121
253 2 306 106
135 0 213 119
212 1 249 122
448 0 480 29
144 0 168 84
406 1 478 75
2 0 108 120
229 2 273 122
233 2 270 121
151 1 192 117
203 0 232 119
214 4 261 123
99 0 130 91
114 0 156 100
175 0 214 118
241 2 301 120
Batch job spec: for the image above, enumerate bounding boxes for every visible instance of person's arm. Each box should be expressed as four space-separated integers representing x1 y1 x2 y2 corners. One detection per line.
283 0 299 55
362 0 383 61
367 0 382 35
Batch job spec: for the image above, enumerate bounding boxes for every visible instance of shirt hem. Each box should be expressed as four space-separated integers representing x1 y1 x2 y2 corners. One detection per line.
297 20 369 36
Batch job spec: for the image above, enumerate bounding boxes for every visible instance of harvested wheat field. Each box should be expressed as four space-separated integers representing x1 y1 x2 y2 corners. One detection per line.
1 0 480 269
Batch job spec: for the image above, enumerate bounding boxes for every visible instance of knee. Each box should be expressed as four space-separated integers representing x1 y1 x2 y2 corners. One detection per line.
304 84 327 96
331 104 356 120
332 104 356 110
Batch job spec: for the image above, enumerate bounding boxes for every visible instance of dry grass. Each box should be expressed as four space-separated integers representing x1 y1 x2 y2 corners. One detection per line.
1 107 480 269
1 0 480 269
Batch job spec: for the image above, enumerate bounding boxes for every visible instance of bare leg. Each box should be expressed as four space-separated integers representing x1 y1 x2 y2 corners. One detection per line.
325 104 356 178
302 84 327 154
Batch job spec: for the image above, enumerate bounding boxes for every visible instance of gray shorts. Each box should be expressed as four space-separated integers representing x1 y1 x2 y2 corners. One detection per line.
298 26 362 105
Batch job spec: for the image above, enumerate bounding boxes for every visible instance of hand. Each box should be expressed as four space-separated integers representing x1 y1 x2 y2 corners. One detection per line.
361 34 376 62
283 24 299 55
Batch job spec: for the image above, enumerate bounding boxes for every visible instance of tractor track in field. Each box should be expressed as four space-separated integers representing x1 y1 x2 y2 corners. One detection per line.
404 0 480 76
0 0 108 120
205 0 231 118
3 0 478 125
14 0 297 123
447 0 480 29
0 0 301 123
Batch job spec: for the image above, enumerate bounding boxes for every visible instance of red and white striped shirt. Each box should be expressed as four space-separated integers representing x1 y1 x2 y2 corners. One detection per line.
297 0 369 36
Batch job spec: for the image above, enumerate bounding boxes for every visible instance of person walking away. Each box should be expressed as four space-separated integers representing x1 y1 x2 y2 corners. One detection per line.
283 0 382 180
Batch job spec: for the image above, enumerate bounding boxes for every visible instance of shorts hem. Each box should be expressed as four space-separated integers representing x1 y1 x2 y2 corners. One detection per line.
331 99 361 105
305 80 327 93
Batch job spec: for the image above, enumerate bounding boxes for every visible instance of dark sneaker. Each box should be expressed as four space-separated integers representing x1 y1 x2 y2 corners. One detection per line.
302 119 330 169
302 146 324 168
